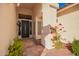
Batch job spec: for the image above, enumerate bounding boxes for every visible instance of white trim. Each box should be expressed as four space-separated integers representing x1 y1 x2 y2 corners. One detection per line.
19 19 32 21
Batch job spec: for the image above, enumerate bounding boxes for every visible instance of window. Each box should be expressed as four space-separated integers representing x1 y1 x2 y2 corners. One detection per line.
38 21 42 35
18 14 32 19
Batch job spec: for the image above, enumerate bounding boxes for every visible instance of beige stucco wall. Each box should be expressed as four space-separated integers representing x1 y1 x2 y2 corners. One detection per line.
41 3 57 46
42 3 57 27
32 4 42 39
0 4 17 55
58 10 79 42
17 7 32 15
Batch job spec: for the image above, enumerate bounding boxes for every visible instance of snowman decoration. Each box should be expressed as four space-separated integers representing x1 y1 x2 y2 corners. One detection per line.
44 25 56 49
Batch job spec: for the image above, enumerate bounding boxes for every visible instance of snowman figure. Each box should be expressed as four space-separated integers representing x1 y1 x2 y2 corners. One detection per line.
45 25 55 49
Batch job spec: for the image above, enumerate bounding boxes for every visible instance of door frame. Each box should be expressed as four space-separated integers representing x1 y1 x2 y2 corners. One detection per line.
35 18 42 39
19 19 33 38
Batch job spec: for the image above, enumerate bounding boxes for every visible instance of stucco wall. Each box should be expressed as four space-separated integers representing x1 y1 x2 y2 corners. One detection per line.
0 4 17 55
42 4 57 27
32 4 42 39
41 3 57 46
17 7 32 15
58 10 79 42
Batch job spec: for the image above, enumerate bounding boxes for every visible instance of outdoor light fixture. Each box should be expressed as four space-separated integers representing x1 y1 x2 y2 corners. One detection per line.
17 3 20 7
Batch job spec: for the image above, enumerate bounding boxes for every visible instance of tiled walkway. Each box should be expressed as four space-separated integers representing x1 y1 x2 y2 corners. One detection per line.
41 48 74 56
23 38 44 56
23 38 74 56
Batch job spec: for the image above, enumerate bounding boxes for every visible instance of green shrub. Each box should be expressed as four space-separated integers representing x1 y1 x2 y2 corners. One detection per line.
7 37 23 56
72 38 79 56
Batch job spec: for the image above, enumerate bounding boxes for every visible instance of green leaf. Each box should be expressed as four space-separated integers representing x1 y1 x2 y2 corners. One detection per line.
7 37 23 56
72 38 79 56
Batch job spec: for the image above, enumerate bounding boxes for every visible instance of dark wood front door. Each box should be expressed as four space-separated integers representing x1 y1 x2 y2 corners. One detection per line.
22 20 29 38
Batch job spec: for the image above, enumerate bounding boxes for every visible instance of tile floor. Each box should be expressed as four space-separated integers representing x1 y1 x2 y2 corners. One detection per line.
22 38 74 56
23 38 44 56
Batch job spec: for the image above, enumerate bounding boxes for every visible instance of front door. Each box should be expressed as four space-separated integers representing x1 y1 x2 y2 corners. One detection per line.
22 20 29 38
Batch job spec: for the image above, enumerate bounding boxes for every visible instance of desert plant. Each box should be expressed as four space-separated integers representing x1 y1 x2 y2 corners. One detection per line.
72 38 79 56
7 37 23 56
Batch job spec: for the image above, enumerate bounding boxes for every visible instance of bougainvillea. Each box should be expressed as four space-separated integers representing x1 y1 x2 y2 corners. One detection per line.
50 23 66 49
